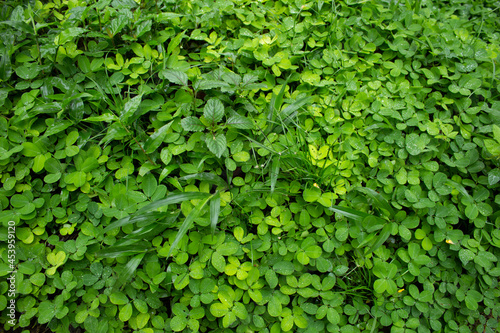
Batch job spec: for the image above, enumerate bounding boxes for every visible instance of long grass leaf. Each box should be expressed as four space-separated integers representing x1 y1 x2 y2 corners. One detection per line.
178 173 228 188
103 211 168 233
168 194 213 257
210 192 221 234
270 156 280 193
445 180 473 203
113 253 145 292
367 223 392 255
327 205 371 222
95 242 149 258
279 96 312 123
134 192 210 216
353 187 395 218
123 211 180 240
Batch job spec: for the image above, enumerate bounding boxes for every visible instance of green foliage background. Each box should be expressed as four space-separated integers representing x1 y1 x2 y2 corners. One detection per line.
1 0 500 332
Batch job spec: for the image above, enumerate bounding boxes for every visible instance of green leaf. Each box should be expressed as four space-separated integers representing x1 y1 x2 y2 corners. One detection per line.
44 120 73 137
22 142 43 157
170 316 187 331
488 169 500 185
168 194 213 257
303 187 321 202
38 301 55 324
210 302 229 317
265 269 279 289
281 315 294 331
119 303 133 322
406 133 425 155
273 261 294 275
459 249 475 266
181 117 205 132
142 173 158 197
373 279 387 294
110 292 129 305
120 94 143 125
205 133 227 158
212 251 226 273
267 297 282 317
232 302 248 320
30 273 46 287
204 99 225 124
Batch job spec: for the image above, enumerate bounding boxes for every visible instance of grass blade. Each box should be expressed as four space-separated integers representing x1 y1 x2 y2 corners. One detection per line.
210 192 221 234
279 96 312 124
178 172 228 188
327 205 372 222
104 193 209 234
103 211 168 233
134 192 210 216
113 253 146 292
367 223 392 255
122 210 181 240
270 156 280 193
168 194 213 257
95 242 149 258
353 187 395 218
445 179 473 203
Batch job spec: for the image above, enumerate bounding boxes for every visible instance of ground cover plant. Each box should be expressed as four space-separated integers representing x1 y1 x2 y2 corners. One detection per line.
1 0 500 332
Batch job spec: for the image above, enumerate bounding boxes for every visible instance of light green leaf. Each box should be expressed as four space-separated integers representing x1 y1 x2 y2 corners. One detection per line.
303 187 321 202
110 292 129 305
210 302 229 317
232 302 248 320
212 252 226 273
119 303 133 322
170 316 187 331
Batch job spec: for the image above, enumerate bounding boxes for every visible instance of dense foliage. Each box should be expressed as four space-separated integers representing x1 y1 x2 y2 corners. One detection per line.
1 0 500 332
